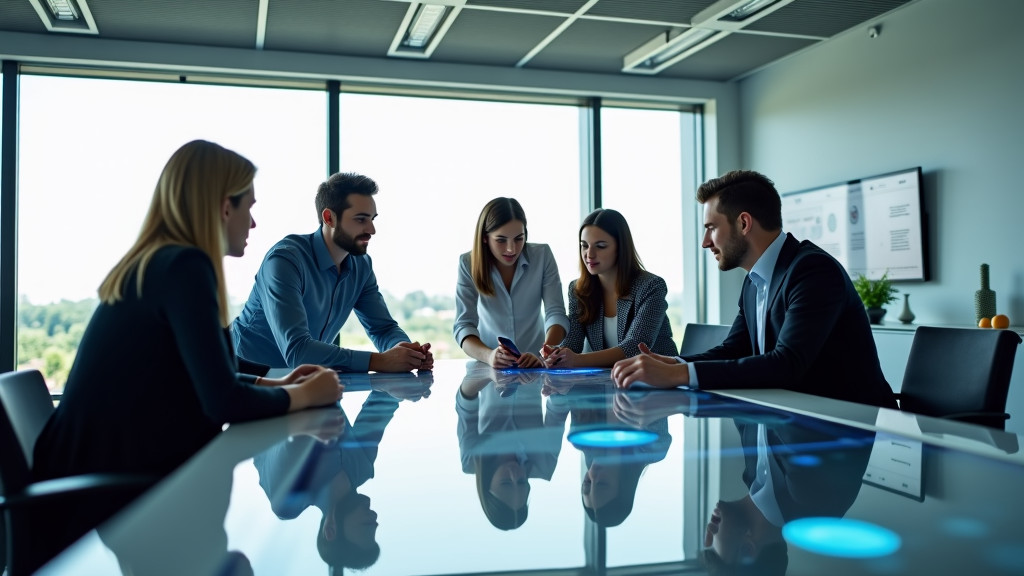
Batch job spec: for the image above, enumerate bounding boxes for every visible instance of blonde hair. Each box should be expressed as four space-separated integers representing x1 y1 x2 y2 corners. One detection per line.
470 197 527 297
98 140 256 326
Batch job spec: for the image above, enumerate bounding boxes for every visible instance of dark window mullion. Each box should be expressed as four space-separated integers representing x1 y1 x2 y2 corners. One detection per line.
1 61 20 373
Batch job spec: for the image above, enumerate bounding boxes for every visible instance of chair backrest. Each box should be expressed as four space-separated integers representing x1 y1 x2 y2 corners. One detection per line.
0 369 56 494
678 323 732 357
899 326 1023 429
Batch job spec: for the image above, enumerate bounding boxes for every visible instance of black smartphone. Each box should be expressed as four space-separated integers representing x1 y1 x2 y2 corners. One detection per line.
497 336 522 358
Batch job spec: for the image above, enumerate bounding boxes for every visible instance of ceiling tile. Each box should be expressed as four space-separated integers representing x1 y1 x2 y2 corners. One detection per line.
0 1 49 34
264 0 406 56
86 0 257 48
467 0 588 14
659 32 818 81
525 18 668 75
585 0 712 24
746 0 914 37
432 10 566 67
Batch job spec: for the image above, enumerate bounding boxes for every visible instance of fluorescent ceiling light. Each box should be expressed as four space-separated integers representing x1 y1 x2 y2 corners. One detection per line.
719 0 782 22
623 27 727 75
404 4 447 48
387 2 462 59
28 0 98 33
46 0 79 20
691 0 794 30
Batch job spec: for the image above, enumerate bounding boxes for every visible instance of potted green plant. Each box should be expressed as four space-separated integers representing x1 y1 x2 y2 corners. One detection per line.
853 272 899 324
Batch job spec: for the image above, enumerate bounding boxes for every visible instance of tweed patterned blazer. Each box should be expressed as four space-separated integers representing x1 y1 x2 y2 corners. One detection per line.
562 270 677 358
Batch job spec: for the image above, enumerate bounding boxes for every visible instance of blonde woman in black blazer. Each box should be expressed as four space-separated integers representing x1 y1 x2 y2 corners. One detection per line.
542 209 676 368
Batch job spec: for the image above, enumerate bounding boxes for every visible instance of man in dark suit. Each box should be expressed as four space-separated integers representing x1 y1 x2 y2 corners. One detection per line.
703 418 875 575
611 170 897 409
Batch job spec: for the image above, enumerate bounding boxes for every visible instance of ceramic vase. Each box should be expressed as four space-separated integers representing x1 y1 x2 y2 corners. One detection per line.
898 294 915 324
975 263 996 322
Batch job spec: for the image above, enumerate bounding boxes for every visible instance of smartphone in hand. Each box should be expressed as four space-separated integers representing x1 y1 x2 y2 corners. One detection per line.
497 336 522 358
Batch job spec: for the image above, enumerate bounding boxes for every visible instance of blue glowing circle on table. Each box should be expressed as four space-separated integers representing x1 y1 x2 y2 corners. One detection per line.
783 518 901 558
942 517 988 539
546 368 606 374
788 454 822 467
568 429 659 448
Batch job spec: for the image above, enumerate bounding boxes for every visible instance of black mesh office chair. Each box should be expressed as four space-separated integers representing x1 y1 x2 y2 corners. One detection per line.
678 323 732 357
898 326 1023 430
0 369 154 575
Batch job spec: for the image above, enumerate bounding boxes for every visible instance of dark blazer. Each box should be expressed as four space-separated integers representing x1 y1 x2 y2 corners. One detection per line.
736 420 873 520
34 246 291 482
563 271 677 358
683 234 896 409
254 392 399 519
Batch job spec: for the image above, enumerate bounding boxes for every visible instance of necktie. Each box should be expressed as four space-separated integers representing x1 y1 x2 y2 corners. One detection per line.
749 272 767 354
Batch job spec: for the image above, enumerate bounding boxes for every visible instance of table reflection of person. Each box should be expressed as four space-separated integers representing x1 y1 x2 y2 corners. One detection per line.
558 383 672 527
457 364 569 530
254 373 431 571
104 408 347 576
614 390 874 575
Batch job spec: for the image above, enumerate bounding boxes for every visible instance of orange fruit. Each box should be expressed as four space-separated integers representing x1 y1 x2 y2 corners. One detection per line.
979 317 992 328
992 314 1011 329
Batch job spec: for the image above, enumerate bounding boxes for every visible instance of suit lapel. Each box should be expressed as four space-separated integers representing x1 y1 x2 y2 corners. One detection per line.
767 234 799 308
762 233 801 352
588 301 605 349
618 291 634 344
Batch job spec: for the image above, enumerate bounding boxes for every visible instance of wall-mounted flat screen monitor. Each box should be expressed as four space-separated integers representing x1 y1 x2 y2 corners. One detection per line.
781 167 929 281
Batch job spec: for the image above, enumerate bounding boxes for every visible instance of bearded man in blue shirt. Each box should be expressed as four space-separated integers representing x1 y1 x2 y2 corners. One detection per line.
232 172 433 373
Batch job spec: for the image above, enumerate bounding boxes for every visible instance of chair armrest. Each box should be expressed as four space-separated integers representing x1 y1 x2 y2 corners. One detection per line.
0 473 156 510
941 411 1010 428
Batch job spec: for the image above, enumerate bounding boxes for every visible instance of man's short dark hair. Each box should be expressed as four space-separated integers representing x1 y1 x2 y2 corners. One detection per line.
315 172 378 225
696 170 783 231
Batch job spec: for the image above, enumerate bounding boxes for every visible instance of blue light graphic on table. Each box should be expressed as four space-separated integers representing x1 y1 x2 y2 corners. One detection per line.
497 368 606 374
568 429 659 448
783 517 901 558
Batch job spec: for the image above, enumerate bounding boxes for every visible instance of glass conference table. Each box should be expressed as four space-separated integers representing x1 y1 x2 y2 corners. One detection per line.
38 359 1024 575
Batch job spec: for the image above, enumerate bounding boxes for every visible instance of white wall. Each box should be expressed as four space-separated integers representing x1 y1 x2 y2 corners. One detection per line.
739 0 1024 326
737 0 1024 432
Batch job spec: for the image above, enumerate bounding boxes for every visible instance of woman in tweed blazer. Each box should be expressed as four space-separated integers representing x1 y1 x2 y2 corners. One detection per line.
542 209 677 368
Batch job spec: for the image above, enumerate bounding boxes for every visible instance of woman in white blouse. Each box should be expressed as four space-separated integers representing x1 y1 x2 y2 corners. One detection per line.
454 198 568 368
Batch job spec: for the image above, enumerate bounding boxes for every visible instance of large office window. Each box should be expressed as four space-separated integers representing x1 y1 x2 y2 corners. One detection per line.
338 93 581 360
17 75 326 391
11 72 699 388
601 106 688 350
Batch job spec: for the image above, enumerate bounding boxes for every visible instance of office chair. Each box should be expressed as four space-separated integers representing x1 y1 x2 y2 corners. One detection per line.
678 323 732 357
0 369 154 575
897 326 1022 430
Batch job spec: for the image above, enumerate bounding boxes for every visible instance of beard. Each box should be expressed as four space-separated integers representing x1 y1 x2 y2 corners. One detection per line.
716 228 749 271
332 227 370 256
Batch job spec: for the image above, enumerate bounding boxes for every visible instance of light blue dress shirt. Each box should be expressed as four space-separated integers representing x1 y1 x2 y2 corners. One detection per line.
453 243 569 358
686 231 786 386
750 423 786 526
231 228 410 371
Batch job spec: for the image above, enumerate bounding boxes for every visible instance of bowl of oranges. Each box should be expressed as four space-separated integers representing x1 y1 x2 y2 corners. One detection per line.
979 314 1011 329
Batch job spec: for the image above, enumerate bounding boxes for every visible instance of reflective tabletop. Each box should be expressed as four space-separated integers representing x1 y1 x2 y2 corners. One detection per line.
38 360 1024 575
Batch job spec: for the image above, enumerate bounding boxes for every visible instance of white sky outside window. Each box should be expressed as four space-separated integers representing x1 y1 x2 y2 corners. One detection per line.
600 107 686 349
18 76 326 307
338 93 582 301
